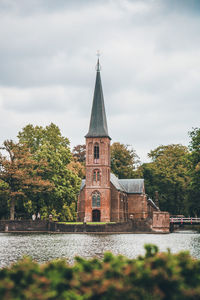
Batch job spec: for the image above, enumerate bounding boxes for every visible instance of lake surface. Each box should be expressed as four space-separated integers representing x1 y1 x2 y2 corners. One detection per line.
0 231 200 268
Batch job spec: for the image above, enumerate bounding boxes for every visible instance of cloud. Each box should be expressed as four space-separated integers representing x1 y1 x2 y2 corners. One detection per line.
0 0 200 162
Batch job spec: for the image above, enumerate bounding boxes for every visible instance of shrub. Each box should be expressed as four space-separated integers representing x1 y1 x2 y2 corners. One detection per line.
0 244 200 299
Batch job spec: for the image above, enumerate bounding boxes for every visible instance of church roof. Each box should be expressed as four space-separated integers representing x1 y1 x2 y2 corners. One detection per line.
85 59 111 139
110 173 125 192
119 179 144 194
148 198 159 211
111 173 144 194
80 174 144 194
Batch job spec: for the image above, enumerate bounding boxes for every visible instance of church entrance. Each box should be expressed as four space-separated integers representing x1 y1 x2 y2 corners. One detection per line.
92 209 101 222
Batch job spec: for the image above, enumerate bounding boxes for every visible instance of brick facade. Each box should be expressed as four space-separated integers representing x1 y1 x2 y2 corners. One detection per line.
128 194 148 219
80 137 111 222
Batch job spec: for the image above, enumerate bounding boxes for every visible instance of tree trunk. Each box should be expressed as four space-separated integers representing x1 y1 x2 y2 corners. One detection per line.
10 198 15 220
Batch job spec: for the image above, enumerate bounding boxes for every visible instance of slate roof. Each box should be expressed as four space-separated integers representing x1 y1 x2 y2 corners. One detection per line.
85 59 111 139
110 173 125 192
119 179 144 194
148 198 159 211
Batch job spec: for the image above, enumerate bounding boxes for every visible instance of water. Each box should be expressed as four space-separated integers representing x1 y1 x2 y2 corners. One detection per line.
0 231 200 268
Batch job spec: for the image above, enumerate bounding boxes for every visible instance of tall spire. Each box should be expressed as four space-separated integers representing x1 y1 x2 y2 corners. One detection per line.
85 59 111 139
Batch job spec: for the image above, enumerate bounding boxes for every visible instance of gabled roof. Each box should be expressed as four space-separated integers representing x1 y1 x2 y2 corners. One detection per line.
148 198 159 211
111 173 144 194
85 59 111 139
110 173 125 192
119 179 144 194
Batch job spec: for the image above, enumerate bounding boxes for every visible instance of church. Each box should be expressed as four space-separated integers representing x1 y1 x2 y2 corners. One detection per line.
77 59 159 223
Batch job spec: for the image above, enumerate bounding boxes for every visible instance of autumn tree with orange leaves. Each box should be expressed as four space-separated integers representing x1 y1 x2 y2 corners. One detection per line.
0 140 53 220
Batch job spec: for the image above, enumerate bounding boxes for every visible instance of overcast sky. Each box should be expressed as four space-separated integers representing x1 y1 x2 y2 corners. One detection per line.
0 0 199 162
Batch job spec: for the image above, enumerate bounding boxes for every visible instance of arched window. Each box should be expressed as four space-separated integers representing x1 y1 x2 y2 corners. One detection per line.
93 169 100 183
92 191 101 207
94 143 99 160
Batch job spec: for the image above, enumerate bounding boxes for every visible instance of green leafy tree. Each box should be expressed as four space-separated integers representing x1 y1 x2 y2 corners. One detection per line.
68 160 85 179
18 123 70 152
187 128 200 215
140 144 190 214
111 142 140 179
18 124 81 221
0 140 53 220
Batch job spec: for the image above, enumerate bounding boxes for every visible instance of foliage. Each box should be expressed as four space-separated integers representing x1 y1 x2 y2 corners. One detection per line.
18 123 70 153
72 144 86 163
17 123 81 221
67 160 85 179
1 245 200 299
111 142 140 179
0 123 81 221
139 144 190 214
0 180 9 219
187 128 200 215
0 140 53 220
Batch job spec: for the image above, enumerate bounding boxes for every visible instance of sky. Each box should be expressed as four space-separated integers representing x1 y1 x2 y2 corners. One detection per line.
0 0 199 162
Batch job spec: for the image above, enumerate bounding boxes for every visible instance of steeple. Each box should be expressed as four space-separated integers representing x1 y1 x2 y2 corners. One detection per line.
85 59 111 139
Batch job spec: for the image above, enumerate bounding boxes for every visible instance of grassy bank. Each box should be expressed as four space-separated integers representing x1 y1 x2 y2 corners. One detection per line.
57 222 116 225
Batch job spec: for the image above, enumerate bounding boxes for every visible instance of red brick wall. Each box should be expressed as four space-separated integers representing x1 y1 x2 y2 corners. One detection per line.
77 187 85 222
110 184 128 222
83 137 111 222
110 183 119 221
127 194 148 219
152 211 170 232
84 188 111 222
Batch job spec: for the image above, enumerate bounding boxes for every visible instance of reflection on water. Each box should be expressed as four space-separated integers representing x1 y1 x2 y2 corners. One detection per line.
0 231 200 268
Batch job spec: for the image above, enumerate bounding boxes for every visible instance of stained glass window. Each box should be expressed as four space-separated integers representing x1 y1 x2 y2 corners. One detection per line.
92 192 101 207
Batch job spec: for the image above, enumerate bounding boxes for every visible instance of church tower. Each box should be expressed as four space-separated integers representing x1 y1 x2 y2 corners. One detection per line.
82 59 111 222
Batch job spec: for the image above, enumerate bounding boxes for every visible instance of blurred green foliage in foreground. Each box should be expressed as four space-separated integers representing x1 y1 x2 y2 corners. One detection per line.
0 244 200 300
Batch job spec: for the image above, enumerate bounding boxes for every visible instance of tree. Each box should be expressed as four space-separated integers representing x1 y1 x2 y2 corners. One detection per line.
67 160 85 179
18 124 81 221
187 128 200 215
18 123 70 153
0 179 9 219
111 142 140 179
72 144 86 163
0 140 53 220
140 144 190 214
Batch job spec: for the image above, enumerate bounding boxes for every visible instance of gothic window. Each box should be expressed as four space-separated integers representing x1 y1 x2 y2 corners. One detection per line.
94 143 99 159
92 191 101 207
93 169 100 183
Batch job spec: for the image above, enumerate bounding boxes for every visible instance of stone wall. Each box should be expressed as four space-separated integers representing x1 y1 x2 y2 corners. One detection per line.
0 220 50 232
0 219 169 233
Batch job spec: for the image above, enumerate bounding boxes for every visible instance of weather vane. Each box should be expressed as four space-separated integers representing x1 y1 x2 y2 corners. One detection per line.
96 50 101 71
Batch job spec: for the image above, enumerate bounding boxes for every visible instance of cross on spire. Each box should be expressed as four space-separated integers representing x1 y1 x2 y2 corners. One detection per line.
96 50 101 72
